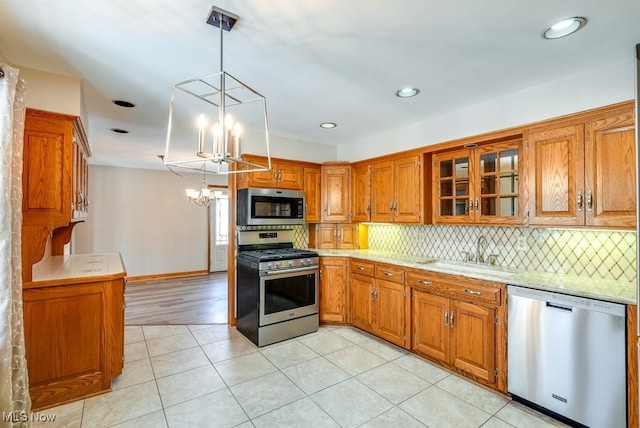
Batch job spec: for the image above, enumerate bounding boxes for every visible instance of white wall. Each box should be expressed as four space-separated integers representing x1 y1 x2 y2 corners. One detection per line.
73 165 228 277
339 57 635 161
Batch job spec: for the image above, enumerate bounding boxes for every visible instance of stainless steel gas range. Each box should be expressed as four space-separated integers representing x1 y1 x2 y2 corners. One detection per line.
236 229 319 347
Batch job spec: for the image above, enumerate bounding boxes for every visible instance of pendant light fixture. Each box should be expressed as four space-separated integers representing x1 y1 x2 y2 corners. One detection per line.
162 6 271 175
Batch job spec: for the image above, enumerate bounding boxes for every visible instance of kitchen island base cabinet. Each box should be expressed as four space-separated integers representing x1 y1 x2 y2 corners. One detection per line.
23 276 125 411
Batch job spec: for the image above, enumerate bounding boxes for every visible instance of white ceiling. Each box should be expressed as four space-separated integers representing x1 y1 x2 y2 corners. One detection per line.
1 0 639 170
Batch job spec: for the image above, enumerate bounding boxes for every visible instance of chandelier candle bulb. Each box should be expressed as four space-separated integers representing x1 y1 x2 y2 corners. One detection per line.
212 123 221 157
197 114 207 155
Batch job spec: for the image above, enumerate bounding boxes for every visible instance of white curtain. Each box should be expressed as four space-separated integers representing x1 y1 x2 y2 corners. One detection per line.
0 64 31 426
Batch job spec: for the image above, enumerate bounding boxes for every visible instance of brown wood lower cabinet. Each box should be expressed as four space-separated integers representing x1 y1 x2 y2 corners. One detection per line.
23 275 126 410
350 260 409 348
407 269 506 392
318 257 348 323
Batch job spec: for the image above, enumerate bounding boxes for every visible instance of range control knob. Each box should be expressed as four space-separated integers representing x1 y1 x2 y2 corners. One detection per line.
288 260 294 267
274 262 281 268
299 259 307 266
267 262 273 269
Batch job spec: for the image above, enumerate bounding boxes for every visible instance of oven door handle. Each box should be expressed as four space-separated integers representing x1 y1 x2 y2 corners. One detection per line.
264 266 319 276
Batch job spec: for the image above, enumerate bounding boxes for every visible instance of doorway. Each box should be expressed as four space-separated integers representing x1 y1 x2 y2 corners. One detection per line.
210 188 229 272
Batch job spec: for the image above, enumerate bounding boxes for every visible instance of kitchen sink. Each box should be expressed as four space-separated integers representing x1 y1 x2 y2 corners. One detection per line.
419 260 520 279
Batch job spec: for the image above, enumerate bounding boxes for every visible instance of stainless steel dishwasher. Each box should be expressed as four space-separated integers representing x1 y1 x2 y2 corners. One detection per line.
507 285 626 428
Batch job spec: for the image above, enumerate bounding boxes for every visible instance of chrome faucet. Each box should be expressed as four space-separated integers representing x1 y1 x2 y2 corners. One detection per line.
475 235 487 264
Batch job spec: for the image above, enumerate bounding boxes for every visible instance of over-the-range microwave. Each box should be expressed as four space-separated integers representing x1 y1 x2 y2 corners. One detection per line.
237 188 305 226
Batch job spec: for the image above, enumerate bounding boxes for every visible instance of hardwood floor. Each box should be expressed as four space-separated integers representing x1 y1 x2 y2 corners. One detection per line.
124 273 228 325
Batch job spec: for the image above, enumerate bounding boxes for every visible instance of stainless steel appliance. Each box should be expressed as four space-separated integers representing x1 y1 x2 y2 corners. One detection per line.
237 188 305 226
508 285 626 427
236 229 319 346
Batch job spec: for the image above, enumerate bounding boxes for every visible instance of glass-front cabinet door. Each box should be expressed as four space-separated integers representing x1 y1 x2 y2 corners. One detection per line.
475 139 522 224
433 148 474 223
433 139 523 225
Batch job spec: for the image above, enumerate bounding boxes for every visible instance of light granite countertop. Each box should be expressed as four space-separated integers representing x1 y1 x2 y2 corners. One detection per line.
316 249 637 305
30 252 127 286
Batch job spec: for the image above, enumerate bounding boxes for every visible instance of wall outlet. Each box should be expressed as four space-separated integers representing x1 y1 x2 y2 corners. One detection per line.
516 236 528 252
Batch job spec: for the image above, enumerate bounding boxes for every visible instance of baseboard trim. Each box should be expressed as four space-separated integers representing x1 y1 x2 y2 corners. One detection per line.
126 270 210 282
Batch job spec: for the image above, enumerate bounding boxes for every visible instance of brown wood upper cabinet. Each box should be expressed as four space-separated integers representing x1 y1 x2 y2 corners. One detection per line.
321 163 351 222
309 223 360 249
528 106 636 228
432 138 523 225
237 154 304 190
351 163 371 222
370 154 423 223
303 166 322 222
23 109 90 227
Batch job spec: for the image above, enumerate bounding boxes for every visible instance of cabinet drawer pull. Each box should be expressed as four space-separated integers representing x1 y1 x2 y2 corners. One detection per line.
577 190 583 212
383 271 394 276
464 289 481 296
418 280 432 285
357 266 366 270
444 310 449 327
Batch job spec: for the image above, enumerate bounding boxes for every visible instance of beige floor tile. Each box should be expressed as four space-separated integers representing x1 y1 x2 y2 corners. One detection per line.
357 362 430 404
146 331 198 357
399 386 492 428
82 381 162 427
324 344 386 376
124 326 145 344
252 397 340 428
31 400 84 428
494 401 571 427
190 324 240 345
393 353 450 384
150 347 211 379
481 417 517 428
260 340 319 369
201 335 258 363
230 371 305 418
296 328 355 355
311 378 393 427
142 325 190 340
112 358 155 390
331 326 373 344
214 352 277 386
110 410 168 428
164 388 249 428
157 364 227 408
359 406 427 428
357 336 408 361
281 356 350 394
436 374 509 414
124 340 149 362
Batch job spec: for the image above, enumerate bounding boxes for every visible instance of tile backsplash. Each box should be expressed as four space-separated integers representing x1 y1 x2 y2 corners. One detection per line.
245 224 636 283
367 224 636 283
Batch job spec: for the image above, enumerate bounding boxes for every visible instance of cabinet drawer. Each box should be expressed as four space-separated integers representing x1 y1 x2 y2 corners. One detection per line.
375 263 405 284
406 271 435 289
350 259 374 277
438 282 501 305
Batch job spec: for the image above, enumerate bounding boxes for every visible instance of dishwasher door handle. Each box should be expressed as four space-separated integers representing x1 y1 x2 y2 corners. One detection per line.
546 302 573 312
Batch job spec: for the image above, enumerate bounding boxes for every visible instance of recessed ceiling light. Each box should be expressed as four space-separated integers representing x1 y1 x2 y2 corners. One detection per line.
396 87 420 98
542 17 586 39
320 122 337 129
111 128 129 134
112 99 136 108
